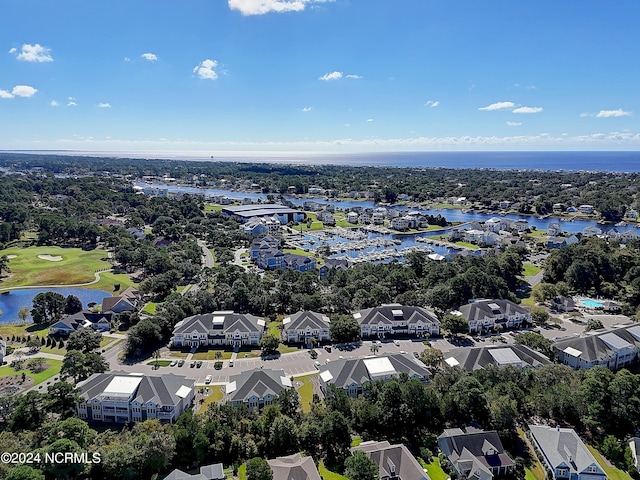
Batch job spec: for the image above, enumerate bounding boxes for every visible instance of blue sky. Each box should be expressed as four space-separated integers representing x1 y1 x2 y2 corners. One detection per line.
1 0 640 154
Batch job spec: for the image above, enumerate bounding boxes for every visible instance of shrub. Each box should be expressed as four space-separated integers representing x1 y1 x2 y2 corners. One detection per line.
214 361 223 370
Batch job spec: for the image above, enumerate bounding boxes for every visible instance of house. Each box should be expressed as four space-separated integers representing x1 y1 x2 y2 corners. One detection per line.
164 463 225 480
241 218 269 236
629 438 640 470
171 311 265 348
528 425 606 480
437 427 515 479
49 310 114 335
456 299 531 334
372 211 385 225
443 344 551 372
319 353 431 398
552 203 564 213
225 369 292 411
319 258 349 279
578 205 595 214
485 218 502 233
390 217 410 231
550 296 577 312
250 235 280 260
267 453 321 480
582 226 602 237
354 304 440 339
499 200 511 210
553 323 640 371
76 372 195 424
102 287 141 314
282 311 330 344
352 441 428 480
547 222 562 236
316 210 335 226
347 212 359 224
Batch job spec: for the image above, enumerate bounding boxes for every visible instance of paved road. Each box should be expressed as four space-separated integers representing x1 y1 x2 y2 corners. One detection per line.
198 240 214 268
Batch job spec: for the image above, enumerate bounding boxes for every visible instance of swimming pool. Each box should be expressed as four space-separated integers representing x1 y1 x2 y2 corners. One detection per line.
581 299 604 308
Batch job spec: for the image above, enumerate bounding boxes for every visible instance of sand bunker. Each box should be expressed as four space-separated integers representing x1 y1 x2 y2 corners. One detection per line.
6 255 17 259
37 254 63 262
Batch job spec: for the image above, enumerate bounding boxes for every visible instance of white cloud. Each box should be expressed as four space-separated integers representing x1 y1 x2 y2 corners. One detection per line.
506 121 522 126
478 101 514 111
49 100 58 107
302 107 312 112
12 85 37 97
67 101 77 107
141 52 158 62
193 59 219 80
97 103 111 108
366 118 374 122
319 71 342 81
580 113 593 118
513 106 543 114
10 43 53 62
425 100 440 108
345 74 362 79
228 0 333 16
596 109 631 118
0 90 14 99
124 57 132 62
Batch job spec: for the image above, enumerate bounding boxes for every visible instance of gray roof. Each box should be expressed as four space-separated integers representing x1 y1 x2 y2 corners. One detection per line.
164 463 225 480
352 441 428 480
77 371 194 407
528 425 605 477
354 304 439 326
283 311 330 332
174 311 264 336
223 204 300 218
458 299 528 322
444 344 551 372
267 453 321 480
553 323 640 362
228 369 289 403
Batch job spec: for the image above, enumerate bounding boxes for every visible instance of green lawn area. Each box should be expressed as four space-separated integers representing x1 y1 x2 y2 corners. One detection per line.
294 373 316 413
523 263 542 276
277 344 299 355
142 302 158 315
0 358 62 385
283 248 315 258
519 283 540 307
237 463 246 480
169 351 190 358
148 360 172 367
204 204 223 212
318 461 348 480
351 436 362 447
0 246 111 289
198 386 224 412
103 338 123 351
421 458 448 480
192 349 239 360
528 229 548 237
39 344 66 355
267 321 282 338
452 241 481 250
89 271 137 294
587 445 632 480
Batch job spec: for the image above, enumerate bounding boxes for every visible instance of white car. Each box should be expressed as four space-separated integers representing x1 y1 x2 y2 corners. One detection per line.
169 360 178 367
393 340 400 346
205 375 212 384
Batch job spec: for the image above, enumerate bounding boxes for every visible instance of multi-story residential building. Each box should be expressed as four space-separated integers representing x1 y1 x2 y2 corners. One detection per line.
528 425 606 480
443 344 551 372
225 369 292 411
171 311 265 348
456 299 531 334
267 453 322 480
282 311 331 345
354 304 440 339
554 324 640 371
390 216 410 231
76 372 195 424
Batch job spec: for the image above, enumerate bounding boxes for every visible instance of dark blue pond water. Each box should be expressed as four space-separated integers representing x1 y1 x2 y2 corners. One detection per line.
0 288 112 324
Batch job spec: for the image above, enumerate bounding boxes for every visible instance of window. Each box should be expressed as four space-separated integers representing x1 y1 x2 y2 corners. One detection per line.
587 466 598 473
556 468 568 477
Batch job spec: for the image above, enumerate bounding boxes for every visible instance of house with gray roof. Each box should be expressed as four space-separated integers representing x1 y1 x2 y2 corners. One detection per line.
319 353 430 398
282 311 330 345
443 344 551 372
456 299 531 334
164 463 225 480
225 369 293 411
528 425 606 480
437 427 515 479
49 310 114 336
171 311 265 348
352 440 428 480
267 453 321 480
354 304 440 339
76 372 194 424
553 323 640 371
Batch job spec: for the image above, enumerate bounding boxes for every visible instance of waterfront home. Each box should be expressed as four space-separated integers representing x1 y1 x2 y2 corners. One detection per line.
352 441 428 480
528 425 606 480
102 286 141 314
547 222 562 236
316 210 335 226
552 203 563 213
282 311 330 345
49 310 114 335
76 372 194 424
578 204 595 214
249 235 280 260
171 311 265 348
318 353 430 398
456 299 531 334
582 226 602 237
318 258 350 279
372 211 385 224
267 453 321 480
438 427 515 479
354 304 440 339
391 217 410 231
225 369 292 411
443 344 551 372
347 211 359 224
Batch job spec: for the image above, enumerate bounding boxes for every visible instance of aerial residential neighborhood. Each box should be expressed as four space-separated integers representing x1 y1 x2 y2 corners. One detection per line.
0 156 639 480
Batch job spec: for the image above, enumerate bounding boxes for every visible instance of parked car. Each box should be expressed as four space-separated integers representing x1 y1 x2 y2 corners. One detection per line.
229 360 234 367
177 359 185 367
413 352 419 358
196 361 203 368
314 361 321 369
169 360 177 367
205 375 212 384
324 346 332 352
190 361 196 368
393 340 400 346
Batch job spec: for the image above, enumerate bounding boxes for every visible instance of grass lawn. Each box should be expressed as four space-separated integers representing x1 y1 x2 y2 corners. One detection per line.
523 263 542 276
142 302 157 315
0 322 50 340
267 321 281 338
237 463 246 480
0 358 62 385
169 351 190 358
40 345 66 355
103 338 123 351
283 247 315 257
453 241 480 250
528 229 548 237
89 271 137 294
0 246 111 289
277 344 299 355
421 458 448 480
587 445 632 480
294 373 316 413
519 283 539 307
198 386 224 412
204 204 223 212
318 461 348 480
192 350 235 360
148 360 172 367
351 436 362 447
